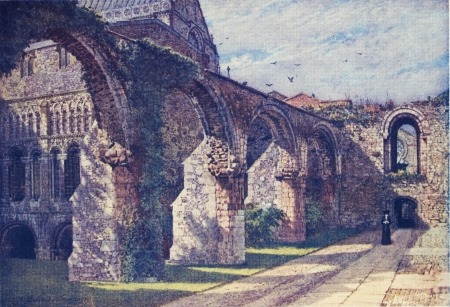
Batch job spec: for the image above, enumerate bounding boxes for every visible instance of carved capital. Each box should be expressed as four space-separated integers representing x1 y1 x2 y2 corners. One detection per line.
206 137 242 177
100 141 132 167
275 167 300 181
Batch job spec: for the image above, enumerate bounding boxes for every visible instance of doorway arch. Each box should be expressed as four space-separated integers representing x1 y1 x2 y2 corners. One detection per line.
1 224 36 259
52 223 73 261
394 197 417 228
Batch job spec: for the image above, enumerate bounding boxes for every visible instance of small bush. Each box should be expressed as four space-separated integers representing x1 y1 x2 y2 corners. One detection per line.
245 204 285 247
305 200 322 235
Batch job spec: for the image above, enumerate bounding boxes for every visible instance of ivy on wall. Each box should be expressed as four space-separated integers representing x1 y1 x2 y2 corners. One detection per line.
0 1 198 281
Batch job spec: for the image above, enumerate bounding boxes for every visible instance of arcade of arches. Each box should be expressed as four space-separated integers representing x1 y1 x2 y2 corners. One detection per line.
0 0 448 282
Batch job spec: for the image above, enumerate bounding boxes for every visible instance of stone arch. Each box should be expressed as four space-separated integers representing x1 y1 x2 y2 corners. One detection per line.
52 222 73 261
47 31 130 146
169 81 246 265
246 102 304 242
160 88 206 259
306 124 339 229
393 197 418 229
188 27 204 51
186 81 239 176
383 108 429 175
0 223 37 259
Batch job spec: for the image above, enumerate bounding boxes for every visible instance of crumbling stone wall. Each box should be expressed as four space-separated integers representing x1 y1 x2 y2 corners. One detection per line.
245 142 280 207
170 140 220 264
337 103 448 228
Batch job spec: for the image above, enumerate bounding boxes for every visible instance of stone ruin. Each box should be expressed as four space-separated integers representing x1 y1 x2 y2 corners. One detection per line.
0 0 447 281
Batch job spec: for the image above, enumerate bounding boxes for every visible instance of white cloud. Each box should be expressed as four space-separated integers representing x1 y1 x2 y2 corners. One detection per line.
201 0 448 103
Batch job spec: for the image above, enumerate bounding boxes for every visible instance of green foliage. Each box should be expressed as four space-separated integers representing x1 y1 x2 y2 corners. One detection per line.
386 170 426 183
2 228 359 305
245 204 286 247
118 40 197 282
314 105 378 127
0 2 198 282
305 199 322 235
0 1 106 76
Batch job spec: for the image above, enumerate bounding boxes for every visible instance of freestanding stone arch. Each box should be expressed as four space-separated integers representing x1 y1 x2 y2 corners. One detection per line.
170 81 245 265
246 102 305 242
306 123 340 229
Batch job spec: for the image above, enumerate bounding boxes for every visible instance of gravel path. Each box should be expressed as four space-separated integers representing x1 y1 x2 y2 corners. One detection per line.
162 229 449 306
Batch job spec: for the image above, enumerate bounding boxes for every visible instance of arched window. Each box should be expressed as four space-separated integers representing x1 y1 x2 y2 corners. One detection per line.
77 107 82 133
28 113 33 137
48 112 53 136
62 110 67 134
69 109 75 134
30 151 41 201
35 113 41 136
188 29 203 51
15 115 20 138
21 114 26 138
9 147 25 202
20 56 28 78
27 57 35 76
50 148 61 199
84 107 90 132
387 117 420 174
64 144 80 200
55 111 60 135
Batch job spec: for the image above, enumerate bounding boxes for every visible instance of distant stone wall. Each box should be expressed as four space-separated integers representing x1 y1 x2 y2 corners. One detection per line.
338 103 448 228
245 142 280 207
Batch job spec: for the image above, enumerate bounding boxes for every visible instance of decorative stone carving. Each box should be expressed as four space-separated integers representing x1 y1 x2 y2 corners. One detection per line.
100 139 132 167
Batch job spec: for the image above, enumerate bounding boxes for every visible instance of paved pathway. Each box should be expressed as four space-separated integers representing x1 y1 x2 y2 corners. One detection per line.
163 229 449 306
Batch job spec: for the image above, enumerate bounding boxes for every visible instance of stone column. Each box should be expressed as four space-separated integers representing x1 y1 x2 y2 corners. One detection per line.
215 175 246 264
39 154 50 202
58 153 66 201
277 174 306 242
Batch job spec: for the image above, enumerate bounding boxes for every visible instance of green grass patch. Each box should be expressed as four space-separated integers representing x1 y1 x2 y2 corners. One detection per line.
1 228 358 307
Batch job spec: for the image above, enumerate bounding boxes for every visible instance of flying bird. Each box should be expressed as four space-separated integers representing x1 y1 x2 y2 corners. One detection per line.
343 59 348 62
266 83 273 87
288 76 294 82
357 52 362 55
270 61 277 65
219 42 223 45
226 37 229 39
294 63 301 66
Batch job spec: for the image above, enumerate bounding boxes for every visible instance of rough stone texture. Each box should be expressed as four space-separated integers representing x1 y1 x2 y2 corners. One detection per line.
68 122 120 281
336 104 448 229
170 140 219 264
0 1 447 283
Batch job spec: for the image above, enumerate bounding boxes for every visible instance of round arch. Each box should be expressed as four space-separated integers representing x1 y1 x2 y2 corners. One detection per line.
252 102 299 155
52 32 130 145
383 108 429 175
52 222 73 261
0 223 37 259
393 197 418 228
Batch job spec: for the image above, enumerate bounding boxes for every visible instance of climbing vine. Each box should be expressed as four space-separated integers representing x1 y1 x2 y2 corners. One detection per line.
0 1 198 281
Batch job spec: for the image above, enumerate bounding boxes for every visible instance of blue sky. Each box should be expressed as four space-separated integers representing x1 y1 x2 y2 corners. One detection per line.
200 0 448 103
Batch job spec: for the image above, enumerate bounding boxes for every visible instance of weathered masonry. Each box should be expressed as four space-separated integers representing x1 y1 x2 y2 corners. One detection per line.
0 0 447 281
